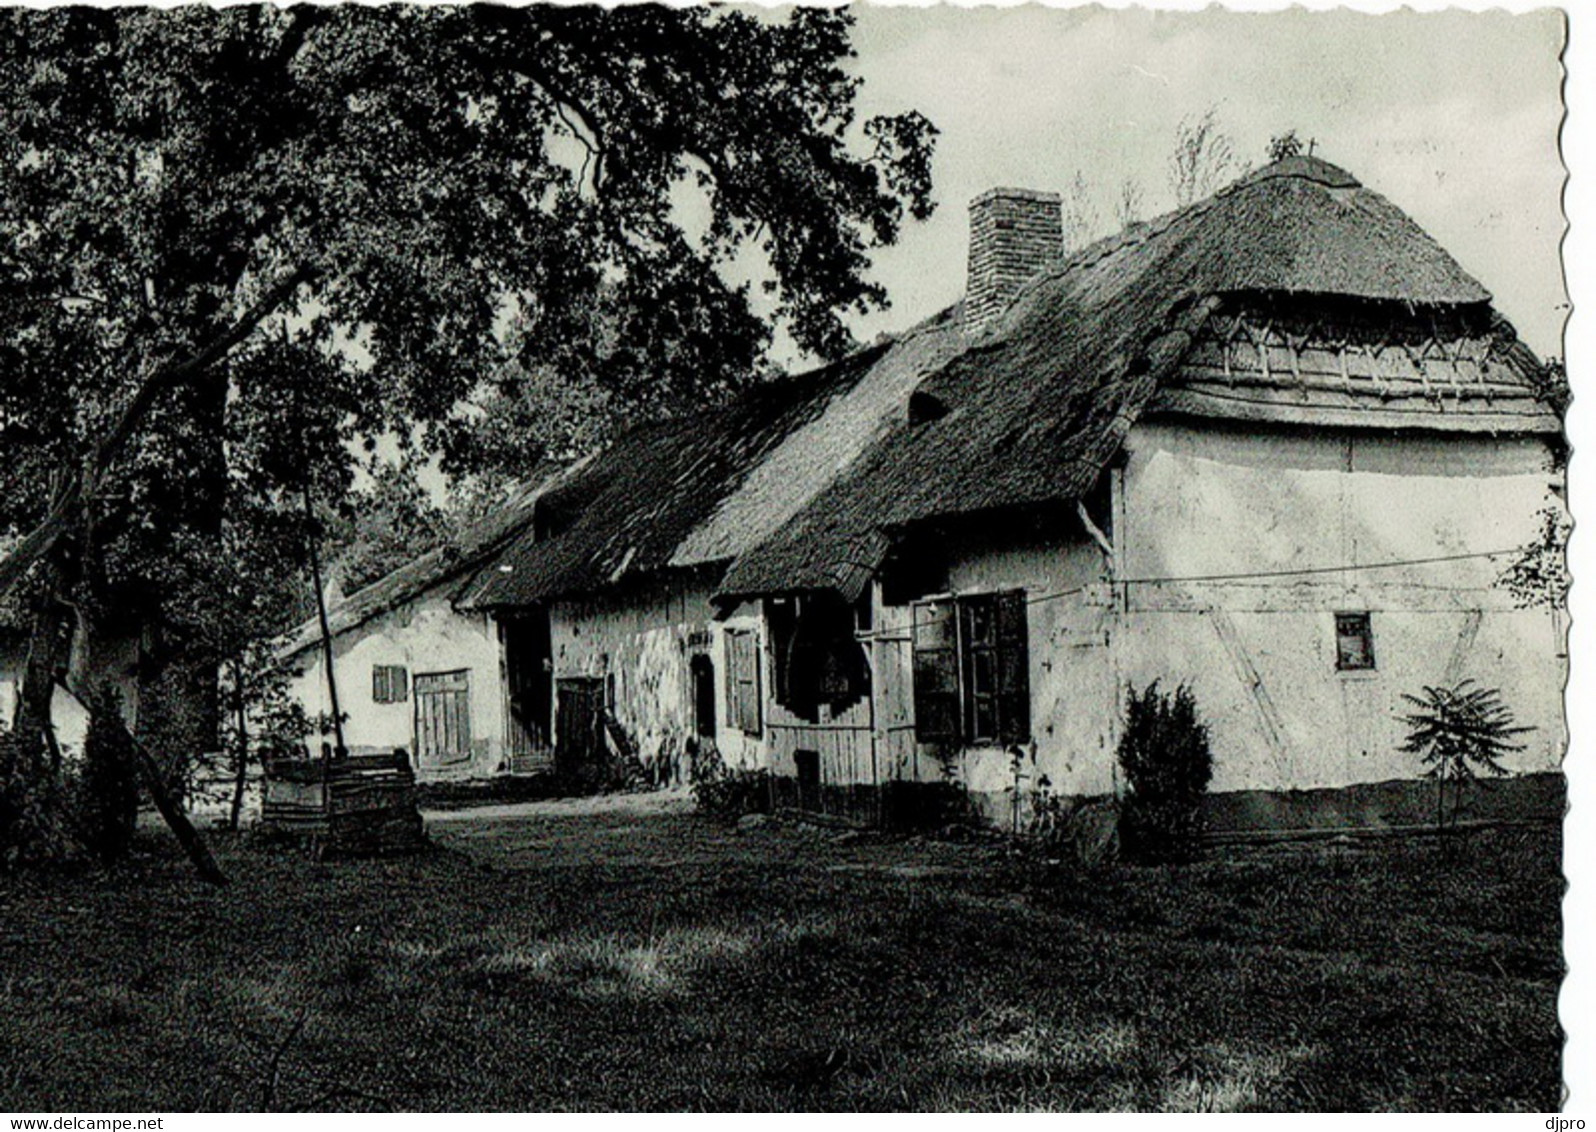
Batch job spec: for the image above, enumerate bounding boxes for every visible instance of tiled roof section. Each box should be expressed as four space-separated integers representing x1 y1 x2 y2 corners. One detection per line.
719 157 1556 600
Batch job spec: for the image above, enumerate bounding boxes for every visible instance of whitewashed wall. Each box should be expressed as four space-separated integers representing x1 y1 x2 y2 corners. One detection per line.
852 421 1564 827
550 577 718 780
287 584 505 780
0 630 140 758
1116 421 1566 794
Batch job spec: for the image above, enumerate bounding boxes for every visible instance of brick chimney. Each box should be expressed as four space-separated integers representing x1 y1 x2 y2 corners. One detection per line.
965 187 1063 336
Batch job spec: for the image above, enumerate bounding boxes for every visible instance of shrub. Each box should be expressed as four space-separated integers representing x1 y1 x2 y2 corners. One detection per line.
688 739 771 822
1116 681 1214 864
1 734 85 867
1398 680 1530 832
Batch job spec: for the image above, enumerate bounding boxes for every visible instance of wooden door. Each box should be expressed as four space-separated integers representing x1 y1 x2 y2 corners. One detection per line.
414 669 472 769
555 677 606 781
503 613 554 773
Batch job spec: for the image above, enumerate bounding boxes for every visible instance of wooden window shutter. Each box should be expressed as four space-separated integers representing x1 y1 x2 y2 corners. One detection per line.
911 599 960 743
373 665 408 705
995 590 1031 745
726 629 763 736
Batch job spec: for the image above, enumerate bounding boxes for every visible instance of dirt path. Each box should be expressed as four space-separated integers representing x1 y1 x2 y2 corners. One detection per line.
421 787 695 825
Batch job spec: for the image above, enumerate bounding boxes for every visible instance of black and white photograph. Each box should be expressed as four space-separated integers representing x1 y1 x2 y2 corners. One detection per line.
0 0 1579 1115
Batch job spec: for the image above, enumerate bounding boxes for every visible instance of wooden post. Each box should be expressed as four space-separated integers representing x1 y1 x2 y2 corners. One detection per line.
126 718 229 885
228 656 250 832
302 483 346 763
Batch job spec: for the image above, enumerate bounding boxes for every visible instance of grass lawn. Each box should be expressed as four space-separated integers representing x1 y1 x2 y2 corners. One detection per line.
0 799 1563 1112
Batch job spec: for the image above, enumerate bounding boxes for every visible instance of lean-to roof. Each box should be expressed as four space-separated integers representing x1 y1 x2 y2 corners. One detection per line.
278 475 554 659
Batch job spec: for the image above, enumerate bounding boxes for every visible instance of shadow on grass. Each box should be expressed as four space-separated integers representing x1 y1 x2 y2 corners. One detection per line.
0 820 1563 1111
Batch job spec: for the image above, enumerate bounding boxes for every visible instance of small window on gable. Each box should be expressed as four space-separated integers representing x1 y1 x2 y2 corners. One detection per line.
1334 613 1375 671
907 390 948 426
373 665 409 704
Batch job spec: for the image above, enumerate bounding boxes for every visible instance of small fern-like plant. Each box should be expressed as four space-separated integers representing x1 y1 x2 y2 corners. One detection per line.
1398 680 1532 833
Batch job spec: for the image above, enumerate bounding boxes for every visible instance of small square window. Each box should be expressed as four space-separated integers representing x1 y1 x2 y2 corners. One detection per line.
373 664 409 704
1334 613 1375 671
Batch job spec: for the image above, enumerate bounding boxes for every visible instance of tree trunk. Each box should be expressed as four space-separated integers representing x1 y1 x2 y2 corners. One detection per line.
15 594 70 776
136 364 229 801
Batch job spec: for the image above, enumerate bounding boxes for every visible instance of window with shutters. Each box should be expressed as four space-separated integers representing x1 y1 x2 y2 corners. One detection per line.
725 628 763 736
372 664 408 704
912 590 1030 746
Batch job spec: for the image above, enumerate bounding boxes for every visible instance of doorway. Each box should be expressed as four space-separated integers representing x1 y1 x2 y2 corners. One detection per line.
691 653 716 739
555 676 607 784
502 611 554 773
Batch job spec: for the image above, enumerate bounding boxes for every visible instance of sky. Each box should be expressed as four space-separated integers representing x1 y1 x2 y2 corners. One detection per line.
834 3 1568 360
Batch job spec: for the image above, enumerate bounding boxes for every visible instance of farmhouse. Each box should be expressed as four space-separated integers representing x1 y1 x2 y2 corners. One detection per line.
281 154 1565 834
453 323 969 786
717 154 1566 830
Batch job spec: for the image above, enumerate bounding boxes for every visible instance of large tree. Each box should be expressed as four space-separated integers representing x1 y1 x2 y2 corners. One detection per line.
0 5 936 859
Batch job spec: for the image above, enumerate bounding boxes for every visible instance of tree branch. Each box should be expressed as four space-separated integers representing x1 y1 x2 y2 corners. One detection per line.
0 263 315 602
91 264 315 483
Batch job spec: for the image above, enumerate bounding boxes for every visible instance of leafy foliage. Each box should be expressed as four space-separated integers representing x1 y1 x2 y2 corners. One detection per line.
0 3 939 541
1116 681 1214 864
319 461 452 597
1497 506 1571 611
1398 680 1531 831
0 6 936 857
1267 131 1305 162
0 731 84 867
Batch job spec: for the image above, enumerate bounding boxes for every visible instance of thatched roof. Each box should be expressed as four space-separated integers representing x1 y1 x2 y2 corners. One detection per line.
326 156 1554 617
458 342 895 608
278 475 555 659
720 156 1557 600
